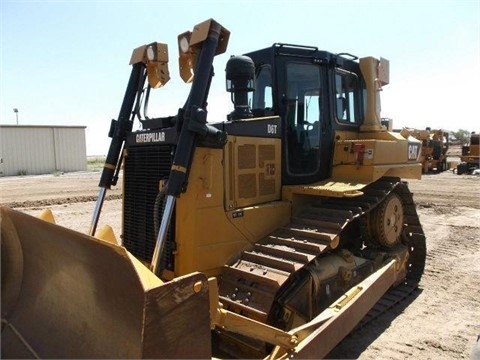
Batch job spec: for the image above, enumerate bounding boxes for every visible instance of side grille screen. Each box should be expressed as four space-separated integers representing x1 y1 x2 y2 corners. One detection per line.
233 140 281 208
123 145 173 265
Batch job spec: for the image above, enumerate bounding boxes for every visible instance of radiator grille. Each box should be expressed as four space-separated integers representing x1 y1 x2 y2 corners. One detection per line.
123 144 174 266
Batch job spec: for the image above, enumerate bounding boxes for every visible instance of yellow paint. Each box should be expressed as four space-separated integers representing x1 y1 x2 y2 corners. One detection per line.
174 147 248 276
95 224 118 245
283 181 366 199
39 208 55 224
224 135 282 210
330 129 422 183
174 140 289 277
332 163 421 183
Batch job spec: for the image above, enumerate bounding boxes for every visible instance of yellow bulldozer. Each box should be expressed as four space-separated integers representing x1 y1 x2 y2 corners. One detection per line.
1 19 426 359
457 132 480 175
409 128 449 173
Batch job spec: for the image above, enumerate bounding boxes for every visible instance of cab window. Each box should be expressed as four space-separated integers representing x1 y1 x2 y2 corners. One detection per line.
252 65 273 116
285 62 322 175
335 70 359 124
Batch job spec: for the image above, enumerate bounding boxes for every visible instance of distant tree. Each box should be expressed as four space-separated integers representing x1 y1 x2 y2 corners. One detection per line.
451 129 471 145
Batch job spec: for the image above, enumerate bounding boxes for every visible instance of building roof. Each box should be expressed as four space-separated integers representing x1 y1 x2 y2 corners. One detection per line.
0 124 86 129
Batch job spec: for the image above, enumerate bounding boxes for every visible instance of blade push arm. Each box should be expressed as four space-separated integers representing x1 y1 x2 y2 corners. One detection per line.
90 43 169 236
151 19 229 275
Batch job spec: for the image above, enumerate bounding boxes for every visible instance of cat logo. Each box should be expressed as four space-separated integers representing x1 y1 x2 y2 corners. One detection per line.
408 143 421 161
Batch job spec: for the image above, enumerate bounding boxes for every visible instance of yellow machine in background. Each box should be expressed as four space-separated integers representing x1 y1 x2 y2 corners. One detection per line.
457 132 480 174
408 128 449 173
1 19 426 359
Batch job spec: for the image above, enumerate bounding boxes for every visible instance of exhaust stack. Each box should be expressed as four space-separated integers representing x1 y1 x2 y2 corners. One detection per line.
359 56 389 132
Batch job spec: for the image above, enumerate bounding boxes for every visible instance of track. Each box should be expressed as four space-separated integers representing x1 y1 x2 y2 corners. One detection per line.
359 182 426 326
216 177 426 357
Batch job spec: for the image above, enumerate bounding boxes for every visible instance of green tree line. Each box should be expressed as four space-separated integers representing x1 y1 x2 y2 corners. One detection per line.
451 129 474 144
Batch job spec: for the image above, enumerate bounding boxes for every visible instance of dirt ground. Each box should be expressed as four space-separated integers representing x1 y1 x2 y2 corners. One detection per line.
1 152 479 359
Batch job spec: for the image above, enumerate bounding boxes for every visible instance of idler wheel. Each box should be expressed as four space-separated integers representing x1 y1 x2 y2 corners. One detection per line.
368 193 404 247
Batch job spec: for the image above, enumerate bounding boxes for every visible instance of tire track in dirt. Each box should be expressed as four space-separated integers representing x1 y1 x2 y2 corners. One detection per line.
3 194 122 209
416 224 479 359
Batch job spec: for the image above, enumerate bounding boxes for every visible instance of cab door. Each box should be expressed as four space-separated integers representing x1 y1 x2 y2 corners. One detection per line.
276 59 332 185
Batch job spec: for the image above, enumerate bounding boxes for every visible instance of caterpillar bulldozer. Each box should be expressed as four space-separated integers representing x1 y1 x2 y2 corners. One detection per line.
1 19 426 359
409 128 449 173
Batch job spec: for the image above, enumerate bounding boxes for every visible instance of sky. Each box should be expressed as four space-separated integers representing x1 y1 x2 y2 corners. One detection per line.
1 0 479 155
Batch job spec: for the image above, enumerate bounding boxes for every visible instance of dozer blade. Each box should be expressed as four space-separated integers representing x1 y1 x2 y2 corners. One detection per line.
1 206 211 359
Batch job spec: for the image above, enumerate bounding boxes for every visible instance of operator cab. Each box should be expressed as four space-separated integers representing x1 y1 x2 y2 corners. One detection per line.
243 44 366 185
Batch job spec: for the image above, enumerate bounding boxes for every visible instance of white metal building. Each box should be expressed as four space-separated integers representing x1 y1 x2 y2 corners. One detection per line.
0 125 87 176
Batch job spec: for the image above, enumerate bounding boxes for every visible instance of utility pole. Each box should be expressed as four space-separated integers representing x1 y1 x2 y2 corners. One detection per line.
13 108 19 125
